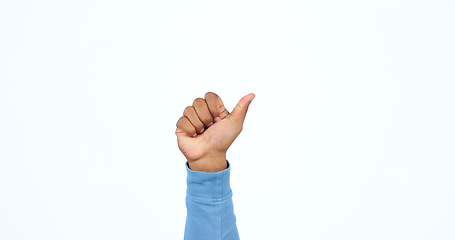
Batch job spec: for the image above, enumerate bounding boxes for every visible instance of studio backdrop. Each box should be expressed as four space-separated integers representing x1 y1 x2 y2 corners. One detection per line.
1 0 454 239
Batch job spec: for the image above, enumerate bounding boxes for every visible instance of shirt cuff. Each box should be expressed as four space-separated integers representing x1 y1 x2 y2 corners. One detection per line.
186 160 232 202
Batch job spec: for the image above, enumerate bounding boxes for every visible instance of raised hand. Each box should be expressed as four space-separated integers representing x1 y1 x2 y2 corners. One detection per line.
175 92 255 172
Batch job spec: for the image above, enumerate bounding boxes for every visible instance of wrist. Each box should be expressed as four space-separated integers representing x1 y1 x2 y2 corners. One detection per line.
187 152 227 172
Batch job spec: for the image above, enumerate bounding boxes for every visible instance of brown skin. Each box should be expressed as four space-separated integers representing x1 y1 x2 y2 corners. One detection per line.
175 92 255 172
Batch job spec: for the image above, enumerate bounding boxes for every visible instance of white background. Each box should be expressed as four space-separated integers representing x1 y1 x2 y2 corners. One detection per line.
1 0 454 239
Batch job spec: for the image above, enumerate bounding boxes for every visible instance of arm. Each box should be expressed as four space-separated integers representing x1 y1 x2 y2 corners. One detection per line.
184 160 239 240
175 92 255 240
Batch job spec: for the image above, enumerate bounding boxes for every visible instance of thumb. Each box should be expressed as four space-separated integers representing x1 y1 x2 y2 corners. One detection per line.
227 93 255 128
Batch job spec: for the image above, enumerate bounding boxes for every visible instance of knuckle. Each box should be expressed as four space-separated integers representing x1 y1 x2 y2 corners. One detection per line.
177 116 185 125
193 98 204 106
183 106 193 115
205 92 217 99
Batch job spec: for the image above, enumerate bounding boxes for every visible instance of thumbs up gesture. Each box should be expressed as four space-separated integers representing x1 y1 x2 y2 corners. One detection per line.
175 92 255 172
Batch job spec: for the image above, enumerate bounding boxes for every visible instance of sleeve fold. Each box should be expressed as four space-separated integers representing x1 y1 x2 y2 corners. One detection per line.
186 161 232 203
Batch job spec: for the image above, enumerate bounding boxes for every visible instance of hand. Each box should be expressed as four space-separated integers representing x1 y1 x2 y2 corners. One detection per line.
175 92 255 172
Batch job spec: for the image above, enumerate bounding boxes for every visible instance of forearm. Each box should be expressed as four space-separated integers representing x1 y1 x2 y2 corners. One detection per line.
184 160 240 240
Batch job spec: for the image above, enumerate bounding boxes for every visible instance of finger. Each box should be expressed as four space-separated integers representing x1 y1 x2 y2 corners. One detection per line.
204 92 230 123
183 106 206 134
176 116 198 137
192 98 214 127
227 93 255 129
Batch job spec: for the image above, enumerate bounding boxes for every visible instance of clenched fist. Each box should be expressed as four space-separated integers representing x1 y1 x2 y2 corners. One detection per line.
175 92 255 172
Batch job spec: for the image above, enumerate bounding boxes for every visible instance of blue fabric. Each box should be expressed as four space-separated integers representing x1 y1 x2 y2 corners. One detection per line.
184 160 240 240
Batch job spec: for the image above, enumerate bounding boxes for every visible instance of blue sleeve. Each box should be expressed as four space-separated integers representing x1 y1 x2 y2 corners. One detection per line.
184 160 240 240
